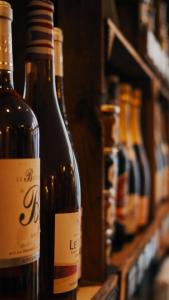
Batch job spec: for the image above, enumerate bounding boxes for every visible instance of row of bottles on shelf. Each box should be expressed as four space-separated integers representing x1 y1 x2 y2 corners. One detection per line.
101 75 169 263
0 1 81 300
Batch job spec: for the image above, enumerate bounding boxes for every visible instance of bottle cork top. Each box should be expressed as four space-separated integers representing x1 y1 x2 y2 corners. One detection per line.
27 0 54 11
54 27 63 43
131 89 142 107
0 1 12 20
119 83 132 103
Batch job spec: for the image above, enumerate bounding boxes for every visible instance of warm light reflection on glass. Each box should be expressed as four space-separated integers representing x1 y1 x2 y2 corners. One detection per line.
51 175 55 187
18 106 21 110
6 108 10 113
62 166 66 172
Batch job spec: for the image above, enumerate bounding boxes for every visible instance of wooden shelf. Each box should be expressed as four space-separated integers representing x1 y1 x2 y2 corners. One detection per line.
106 18 169 103
110 202 169 272
78 275 118 300
78 202 169 300
77 286 101 300
106 18 157 81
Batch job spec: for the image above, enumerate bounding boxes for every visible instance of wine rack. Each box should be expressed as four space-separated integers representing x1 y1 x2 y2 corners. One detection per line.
12 0 169 299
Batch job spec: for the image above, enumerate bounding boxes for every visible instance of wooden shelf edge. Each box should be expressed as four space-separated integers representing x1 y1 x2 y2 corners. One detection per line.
78 275 118 300
110 201 169 273
78 202 169 299
107 18 157 81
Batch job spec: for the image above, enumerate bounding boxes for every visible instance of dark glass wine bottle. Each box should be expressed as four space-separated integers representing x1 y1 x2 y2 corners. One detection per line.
0 2 40 300
54 26 82 281
130 89 150 229
107 75 129 251
119 84 140 240
24 1 81 300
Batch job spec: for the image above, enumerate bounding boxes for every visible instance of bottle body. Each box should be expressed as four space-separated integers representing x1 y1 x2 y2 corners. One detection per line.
54 26 82 282
130 90 150 229
119 84 140 239
104 148 117 259
115 144 129 249
0 2 40 299
0 91 40 300
125 146 140 239
24 2 81 299
25 60 81 300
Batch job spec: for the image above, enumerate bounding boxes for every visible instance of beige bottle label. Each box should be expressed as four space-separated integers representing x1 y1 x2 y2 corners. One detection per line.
53 211 81 294
0 159 40 268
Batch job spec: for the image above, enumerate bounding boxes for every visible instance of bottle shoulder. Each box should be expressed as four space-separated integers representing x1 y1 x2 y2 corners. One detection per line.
0 90 39 130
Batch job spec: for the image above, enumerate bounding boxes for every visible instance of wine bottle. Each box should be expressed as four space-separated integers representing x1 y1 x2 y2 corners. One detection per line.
100 102 119 261
0 1 40 299
130 89 150 229
119 84 140 239
107 75 129 251
54 26 82 280
24 1 81 300
54 27 69 132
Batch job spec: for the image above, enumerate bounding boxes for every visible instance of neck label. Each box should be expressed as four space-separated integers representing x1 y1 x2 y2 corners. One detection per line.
26 1 54 59
0 18 13 71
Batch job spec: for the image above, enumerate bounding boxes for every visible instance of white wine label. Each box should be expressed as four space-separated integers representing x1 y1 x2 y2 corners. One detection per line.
0 159 40 268
125 194 139 234
53 211 81 294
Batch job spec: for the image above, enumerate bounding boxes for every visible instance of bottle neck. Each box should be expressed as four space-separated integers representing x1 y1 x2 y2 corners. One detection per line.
24 57 57 105
54 39 63 78
120 102 131 145
130 106 142 145
0 18 13 89
54 38 67 116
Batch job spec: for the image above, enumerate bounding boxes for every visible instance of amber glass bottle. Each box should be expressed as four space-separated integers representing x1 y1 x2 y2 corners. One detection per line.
108 76 129 250
24 1 81 300
0 2 40 299
130 89 150 229
100 100 119 262
119 84 140 239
